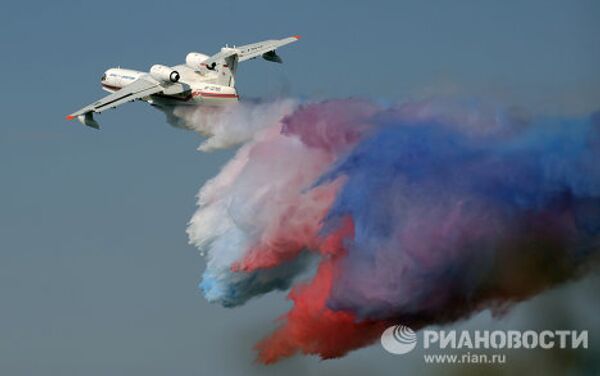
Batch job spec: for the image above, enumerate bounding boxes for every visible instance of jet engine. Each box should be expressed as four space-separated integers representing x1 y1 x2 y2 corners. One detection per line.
185 52 210 70
149 64 180 83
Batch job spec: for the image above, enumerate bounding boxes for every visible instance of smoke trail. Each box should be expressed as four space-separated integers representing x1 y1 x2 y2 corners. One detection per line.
162 98 298 151
181 98 600 363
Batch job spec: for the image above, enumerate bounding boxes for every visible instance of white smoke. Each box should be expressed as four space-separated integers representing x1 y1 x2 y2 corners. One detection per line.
165 99 298 151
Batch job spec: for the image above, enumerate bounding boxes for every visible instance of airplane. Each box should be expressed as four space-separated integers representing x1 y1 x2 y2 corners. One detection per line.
67 36 300 129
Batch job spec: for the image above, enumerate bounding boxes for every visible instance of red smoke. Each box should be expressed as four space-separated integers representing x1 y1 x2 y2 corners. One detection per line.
255 218 388 363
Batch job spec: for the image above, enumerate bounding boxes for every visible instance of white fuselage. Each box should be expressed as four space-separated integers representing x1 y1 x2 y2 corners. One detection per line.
101 66 239 107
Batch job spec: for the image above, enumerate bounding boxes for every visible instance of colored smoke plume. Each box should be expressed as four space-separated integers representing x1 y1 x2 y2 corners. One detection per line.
181 98 600 363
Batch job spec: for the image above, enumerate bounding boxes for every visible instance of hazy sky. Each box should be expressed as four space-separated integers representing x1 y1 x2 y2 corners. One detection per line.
1 1 599 375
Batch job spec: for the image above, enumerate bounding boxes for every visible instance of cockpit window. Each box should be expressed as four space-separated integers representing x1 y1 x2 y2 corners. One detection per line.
101 73 106 81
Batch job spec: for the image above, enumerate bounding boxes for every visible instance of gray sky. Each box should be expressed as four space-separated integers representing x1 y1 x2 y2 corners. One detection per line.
1 0 599 375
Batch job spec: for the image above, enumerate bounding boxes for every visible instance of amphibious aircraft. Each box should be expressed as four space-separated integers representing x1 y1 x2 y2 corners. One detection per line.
67 36 300 129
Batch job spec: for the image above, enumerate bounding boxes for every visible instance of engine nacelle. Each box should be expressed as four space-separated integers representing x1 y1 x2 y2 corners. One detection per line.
149 64 180 83
185 52 210 70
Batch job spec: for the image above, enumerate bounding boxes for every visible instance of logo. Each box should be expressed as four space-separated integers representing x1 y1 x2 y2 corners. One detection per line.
381 325 417 354
380 326 588 364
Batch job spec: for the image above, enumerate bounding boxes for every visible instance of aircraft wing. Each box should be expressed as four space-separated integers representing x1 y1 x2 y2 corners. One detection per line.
236 36 301 62
201 35 301 68
201 49 239 69
66 77 163 128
